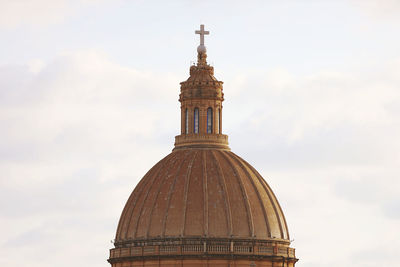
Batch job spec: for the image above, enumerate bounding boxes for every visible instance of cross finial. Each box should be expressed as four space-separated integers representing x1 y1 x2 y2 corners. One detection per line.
195 24 209 47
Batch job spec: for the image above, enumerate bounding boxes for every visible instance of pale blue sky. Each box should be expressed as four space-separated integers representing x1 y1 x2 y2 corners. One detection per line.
1 1 399 267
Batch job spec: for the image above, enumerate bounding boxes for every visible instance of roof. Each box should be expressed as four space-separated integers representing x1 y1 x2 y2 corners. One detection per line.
115 149 289 241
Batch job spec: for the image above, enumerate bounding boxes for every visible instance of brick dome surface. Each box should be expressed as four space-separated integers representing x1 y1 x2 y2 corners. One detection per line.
115 149 289 242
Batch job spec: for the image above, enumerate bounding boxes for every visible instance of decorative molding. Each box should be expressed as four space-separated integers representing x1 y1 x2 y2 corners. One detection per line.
174 134 229 150
109 237 296 264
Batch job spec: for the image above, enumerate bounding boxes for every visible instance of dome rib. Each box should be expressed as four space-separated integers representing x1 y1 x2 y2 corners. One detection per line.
219 151 254 237
119 154 171 240
146 154 181 238
247 162 289 239
184 150 206 236
116 173 147 240
202 150 209 236
258 170 290 240
274 193 290 240
161 151 188 237
117 168 152 239
181 151 198 236
247 162 285 239
211 150 233 236
229 152 271 238
133 154 177 238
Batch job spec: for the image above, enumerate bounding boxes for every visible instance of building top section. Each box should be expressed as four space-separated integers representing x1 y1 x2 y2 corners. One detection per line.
175 25 227 150
109 25 298 266
180 24 223 88
179 63 223 101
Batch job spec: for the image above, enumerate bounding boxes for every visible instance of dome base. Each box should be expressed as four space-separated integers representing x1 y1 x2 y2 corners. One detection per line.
109 257 298 267
109 237 297 266
174 134 230 151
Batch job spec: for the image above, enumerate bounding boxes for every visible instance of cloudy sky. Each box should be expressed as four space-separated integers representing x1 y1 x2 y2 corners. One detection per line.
1 0 399 266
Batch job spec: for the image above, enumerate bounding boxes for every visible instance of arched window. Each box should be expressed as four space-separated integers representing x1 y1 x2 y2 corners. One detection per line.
194 108 199 134
185 108 189 134
216 108 220 134
207 107 213 133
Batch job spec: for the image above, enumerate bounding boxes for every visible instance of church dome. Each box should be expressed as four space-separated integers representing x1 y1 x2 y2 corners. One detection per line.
116 149 289 241
108 24 297 267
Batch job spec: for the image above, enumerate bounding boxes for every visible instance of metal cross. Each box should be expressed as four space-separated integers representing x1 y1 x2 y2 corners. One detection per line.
195 24 209 46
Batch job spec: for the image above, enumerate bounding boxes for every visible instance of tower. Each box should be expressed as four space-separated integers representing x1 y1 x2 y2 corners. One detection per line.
108 25 298 267
175 24 228 151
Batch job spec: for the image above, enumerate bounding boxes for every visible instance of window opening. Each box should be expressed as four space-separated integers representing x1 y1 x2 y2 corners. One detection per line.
185 109 189 134
207 107 213 133
216 108 220 134
194 108 199 134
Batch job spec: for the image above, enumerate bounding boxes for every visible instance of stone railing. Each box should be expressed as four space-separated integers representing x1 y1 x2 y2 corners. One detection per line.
109 238 295 261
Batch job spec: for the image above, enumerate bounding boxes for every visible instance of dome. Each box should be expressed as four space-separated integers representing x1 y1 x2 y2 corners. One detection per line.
116 149 289 241
108 24 297 267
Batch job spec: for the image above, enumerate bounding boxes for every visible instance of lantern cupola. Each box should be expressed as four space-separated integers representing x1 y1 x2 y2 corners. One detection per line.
174 24 229 150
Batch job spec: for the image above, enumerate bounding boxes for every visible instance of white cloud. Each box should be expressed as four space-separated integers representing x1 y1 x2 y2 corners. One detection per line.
226 60 400 158
0 50 180 267
351 0 400 20
1 49 399 267
0 0 113 29
223 60 400 267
